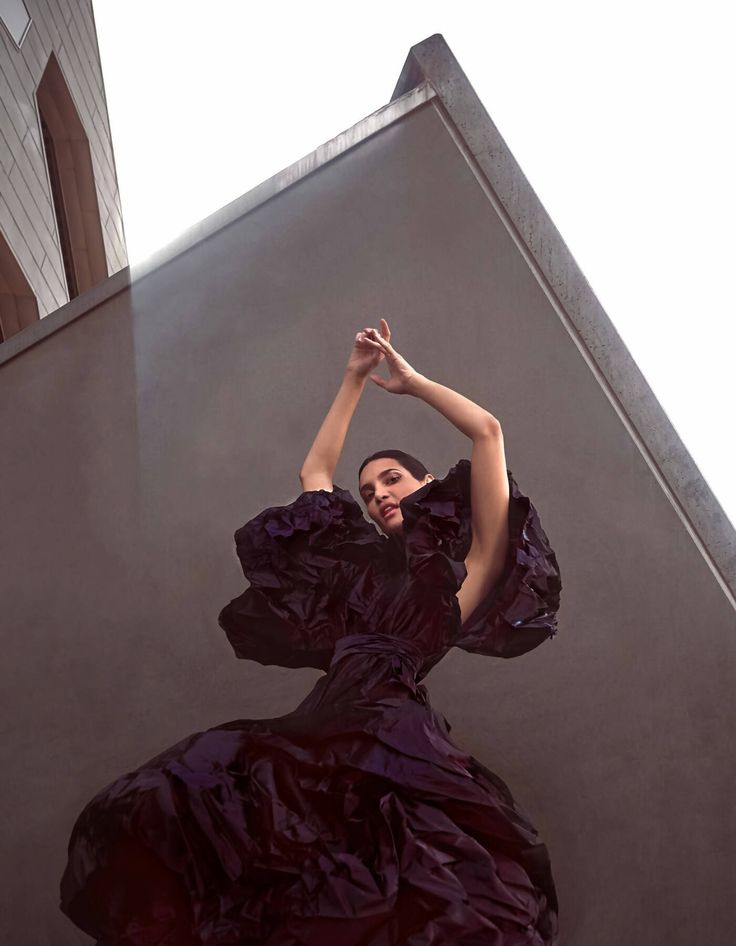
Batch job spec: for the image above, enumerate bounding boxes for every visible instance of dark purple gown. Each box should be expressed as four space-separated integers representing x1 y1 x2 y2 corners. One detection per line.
60 459 562 945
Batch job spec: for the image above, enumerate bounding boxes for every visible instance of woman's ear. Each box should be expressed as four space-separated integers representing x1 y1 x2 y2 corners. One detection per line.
424 474 434 485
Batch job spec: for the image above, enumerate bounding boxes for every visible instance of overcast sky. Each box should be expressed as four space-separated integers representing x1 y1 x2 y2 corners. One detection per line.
91 0 735 528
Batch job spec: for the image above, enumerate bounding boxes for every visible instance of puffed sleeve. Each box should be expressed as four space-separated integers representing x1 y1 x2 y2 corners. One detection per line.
399 460 474 593
217 486 385 670
402 459 562 658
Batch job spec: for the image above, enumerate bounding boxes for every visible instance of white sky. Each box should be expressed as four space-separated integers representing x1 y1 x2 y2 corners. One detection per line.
92 0 735 529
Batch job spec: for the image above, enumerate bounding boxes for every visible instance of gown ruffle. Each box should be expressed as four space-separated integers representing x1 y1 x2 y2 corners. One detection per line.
59 460 562 946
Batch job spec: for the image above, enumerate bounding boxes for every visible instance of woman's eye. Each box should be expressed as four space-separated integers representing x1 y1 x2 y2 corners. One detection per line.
364 474 399 503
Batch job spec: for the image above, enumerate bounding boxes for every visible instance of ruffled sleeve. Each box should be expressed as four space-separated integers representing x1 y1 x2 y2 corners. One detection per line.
402 459 562 658
398 460 473 593
217 486 386 670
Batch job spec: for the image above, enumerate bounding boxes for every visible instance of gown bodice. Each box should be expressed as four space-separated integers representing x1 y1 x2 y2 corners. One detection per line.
218 458 562 682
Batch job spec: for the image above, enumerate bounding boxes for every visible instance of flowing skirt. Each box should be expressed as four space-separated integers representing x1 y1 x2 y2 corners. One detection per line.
60 635 558 945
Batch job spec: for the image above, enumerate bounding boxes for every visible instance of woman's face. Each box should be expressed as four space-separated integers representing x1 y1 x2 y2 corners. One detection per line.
358 459 434 536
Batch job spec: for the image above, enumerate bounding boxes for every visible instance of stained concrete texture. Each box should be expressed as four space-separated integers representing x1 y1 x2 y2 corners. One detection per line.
1 33 734 946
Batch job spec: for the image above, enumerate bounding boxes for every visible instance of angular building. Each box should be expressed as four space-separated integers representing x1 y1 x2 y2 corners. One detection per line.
1 26 735 946
0 0 126 343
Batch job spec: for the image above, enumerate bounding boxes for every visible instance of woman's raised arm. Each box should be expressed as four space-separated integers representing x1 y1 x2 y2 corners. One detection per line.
299 324 388 492
362 322 510 623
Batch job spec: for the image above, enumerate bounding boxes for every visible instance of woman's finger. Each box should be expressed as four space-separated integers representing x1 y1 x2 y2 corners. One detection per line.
367 327 393 352
366 341 394 363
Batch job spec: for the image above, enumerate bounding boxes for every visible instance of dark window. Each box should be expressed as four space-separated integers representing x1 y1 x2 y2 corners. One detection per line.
39 110 78 299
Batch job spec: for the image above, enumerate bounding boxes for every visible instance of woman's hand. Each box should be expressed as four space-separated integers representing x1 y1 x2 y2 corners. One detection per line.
362 319 420 395
345 320 390 378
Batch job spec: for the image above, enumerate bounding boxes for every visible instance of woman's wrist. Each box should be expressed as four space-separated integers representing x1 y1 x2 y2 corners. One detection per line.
343 366 370 387
406 372 429 397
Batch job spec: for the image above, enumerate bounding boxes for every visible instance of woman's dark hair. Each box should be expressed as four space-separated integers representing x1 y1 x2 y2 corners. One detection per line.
358 449 429 483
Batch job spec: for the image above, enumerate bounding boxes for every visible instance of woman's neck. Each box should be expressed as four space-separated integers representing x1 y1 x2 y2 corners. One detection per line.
384 531 406 569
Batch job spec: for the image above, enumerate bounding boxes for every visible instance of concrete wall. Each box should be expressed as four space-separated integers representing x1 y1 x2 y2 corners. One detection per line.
1 37 734 945
0 0 126 318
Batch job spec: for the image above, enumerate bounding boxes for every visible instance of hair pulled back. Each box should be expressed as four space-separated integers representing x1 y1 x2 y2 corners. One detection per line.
357 449 429 483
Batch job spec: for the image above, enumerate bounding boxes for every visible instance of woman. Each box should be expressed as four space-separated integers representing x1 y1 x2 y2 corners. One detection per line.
60 319 562 945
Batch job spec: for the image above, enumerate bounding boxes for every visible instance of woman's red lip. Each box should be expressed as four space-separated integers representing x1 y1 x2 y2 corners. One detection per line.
382 506 397 518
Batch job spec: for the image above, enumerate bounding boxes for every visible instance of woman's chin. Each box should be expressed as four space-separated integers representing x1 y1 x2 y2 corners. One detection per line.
383 517 403 536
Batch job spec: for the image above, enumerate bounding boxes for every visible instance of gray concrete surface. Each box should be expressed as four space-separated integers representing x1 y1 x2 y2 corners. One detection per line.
1 33 734 945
